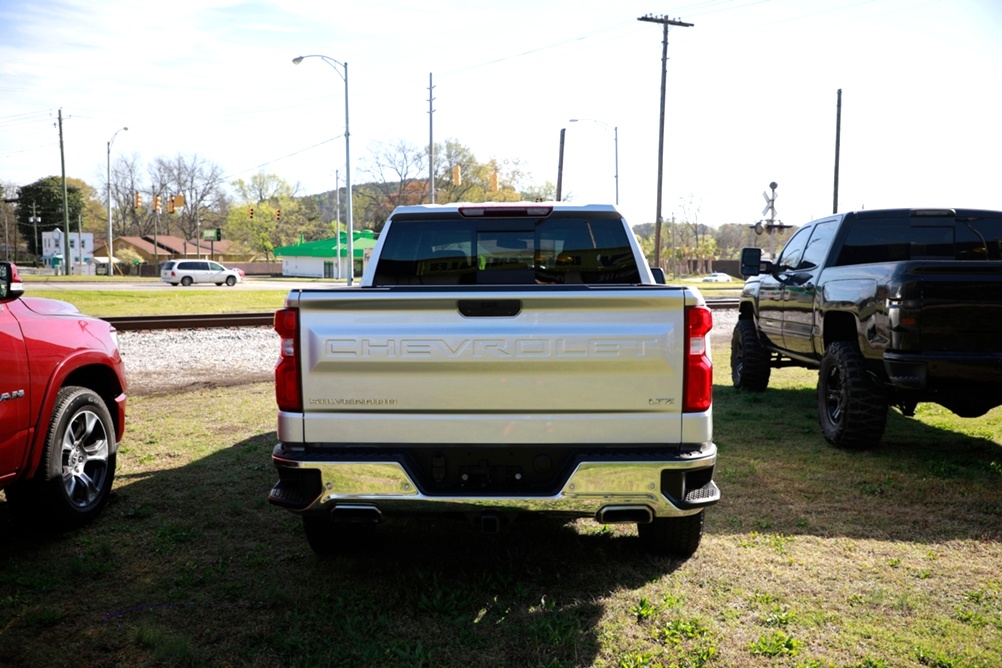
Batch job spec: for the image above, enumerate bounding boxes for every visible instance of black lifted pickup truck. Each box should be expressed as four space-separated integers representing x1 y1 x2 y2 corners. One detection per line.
732 208 1002 448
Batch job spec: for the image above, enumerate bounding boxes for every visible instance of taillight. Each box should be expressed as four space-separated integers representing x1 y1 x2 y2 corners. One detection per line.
274 307 301 412
683 305 713 412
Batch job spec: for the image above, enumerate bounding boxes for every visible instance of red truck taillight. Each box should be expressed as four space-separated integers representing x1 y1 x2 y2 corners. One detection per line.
683 305 713 412
274 307 301 412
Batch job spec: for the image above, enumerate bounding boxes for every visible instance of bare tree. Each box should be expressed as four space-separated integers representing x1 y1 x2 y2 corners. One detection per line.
355 140 427 226
153 154 228 243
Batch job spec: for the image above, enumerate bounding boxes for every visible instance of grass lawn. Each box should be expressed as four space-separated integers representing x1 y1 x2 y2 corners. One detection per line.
1 343 999 667
19 285 288 317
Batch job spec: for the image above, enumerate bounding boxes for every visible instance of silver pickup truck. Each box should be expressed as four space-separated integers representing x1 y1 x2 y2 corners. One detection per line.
269 203 719 556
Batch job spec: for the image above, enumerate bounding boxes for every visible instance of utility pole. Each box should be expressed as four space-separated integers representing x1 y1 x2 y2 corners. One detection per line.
30 202 40 261
638 14 692 269
556 128 566 201
58 108 72 275
154 197 160 275
833 88 842 214
428 73 436 204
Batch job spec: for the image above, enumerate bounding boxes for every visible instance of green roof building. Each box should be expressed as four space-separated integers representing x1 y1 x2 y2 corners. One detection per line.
274 230 377 280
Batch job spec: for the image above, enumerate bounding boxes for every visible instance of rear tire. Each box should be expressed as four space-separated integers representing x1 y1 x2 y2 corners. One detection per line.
302 513 376 556
181 276 193 287
817 341 887 449
731 319 771 391
637 511 703 557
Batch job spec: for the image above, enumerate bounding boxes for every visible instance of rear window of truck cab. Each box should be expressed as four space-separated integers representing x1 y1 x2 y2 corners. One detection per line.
372 211 641 286
834 210 1002 266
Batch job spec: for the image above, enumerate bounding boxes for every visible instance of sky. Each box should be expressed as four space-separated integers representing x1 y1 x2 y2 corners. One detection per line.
2 0 1001 233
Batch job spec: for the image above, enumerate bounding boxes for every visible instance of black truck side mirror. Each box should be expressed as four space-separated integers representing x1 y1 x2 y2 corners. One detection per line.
740 247 774 277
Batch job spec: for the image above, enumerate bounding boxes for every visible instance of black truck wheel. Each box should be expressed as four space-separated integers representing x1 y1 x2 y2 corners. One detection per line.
731 319 771 391
637 511 703 557
817 341 887 449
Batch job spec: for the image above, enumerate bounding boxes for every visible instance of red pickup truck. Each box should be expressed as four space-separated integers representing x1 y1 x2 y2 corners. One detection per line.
0 262 127 528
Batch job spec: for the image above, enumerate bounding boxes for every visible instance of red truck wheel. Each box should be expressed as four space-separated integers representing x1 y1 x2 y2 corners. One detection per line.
7 387 117 529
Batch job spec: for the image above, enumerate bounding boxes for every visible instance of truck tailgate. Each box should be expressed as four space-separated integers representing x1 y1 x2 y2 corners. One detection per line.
900 263 1002 352
288 287 704 445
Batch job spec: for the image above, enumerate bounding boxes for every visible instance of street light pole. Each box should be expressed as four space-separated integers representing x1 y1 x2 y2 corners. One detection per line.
293 54 354 286
569 118 619 205
106 126 128 276
58 108 72 275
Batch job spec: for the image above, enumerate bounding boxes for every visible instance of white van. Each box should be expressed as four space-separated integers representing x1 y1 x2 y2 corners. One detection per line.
161 260 242 286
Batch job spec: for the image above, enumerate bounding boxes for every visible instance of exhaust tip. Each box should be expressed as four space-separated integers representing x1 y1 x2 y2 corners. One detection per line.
596 505 653 525
331 504 382 524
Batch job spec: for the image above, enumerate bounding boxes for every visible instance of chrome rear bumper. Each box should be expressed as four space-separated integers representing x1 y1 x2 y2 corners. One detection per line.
270 444 719 521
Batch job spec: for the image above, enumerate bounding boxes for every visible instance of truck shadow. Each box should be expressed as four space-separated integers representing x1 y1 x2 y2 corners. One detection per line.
0 431 689 668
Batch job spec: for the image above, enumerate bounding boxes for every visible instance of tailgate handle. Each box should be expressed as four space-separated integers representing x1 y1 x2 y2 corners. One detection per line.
458 299 522 317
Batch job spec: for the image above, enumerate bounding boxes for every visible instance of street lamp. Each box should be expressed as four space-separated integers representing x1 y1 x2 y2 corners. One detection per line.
106 126 128 276
569 118 619 205
292 54 354 286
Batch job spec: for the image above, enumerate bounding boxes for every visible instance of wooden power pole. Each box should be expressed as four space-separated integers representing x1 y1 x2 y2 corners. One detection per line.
638 14 693 270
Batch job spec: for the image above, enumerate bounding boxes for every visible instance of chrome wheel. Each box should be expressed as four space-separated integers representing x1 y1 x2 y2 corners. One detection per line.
60 405 112 509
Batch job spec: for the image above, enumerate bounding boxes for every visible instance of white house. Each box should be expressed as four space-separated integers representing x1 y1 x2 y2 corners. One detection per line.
42 229 94 274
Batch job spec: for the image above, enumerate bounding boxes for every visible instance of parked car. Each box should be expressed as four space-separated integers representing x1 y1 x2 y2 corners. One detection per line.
0 261 127 528
701 272 734 282
161 260 242 286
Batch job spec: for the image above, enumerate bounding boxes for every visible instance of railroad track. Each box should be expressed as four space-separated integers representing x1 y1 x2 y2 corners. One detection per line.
105 299 740 331
104 312 275 331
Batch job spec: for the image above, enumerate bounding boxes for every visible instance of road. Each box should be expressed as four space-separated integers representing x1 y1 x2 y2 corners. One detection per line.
21 277 333 291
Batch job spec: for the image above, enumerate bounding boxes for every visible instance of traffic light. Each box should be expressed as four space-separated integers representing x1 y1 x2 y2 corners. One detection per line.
451 165 461 186
167 195 176 214
154 195 161 212
248 207 254 219
491 172 499 192
275 208 281 221
134 192 142 208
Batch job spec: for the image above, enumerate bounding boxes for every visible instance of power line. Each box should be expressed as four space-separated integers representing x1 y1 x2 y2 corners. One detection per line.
223 136 342 180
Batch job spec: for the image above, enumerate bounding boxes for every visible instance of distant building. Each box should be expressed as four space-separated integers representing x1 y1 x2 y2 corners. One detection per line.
274 230 377 279
42 229 93 273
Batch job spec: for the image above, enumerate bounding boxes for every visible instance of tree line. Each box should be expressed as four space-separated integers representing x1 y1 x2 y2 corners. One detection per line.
0 139 793 268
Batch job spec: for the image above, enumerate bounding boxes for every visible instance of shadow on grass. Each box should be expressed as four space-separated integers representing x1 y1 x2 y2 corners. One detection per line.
2 379 999 667
712 382 1002 543
0 430 687 668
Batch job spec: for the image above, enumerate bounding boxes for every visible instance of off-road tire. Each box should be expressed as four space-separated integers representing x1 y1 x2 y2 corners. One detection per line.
817 341 887 449
731 319 771 391
637 511 704 557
